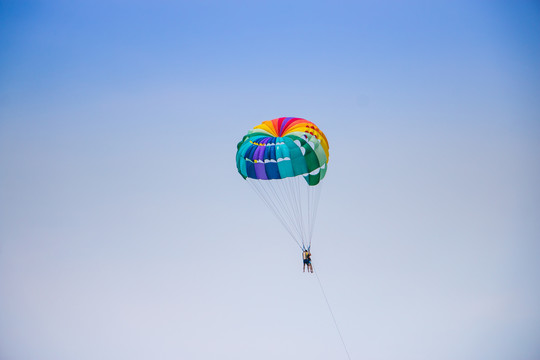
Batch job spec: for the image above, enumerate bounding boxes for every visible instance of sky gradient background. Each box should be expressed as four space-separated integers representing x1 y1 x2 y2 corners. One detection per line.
1 1 539 359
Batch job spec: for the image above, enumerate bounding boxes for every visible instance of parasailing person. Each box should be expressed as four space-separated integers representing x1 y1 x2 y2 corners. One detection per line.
303 248 313 273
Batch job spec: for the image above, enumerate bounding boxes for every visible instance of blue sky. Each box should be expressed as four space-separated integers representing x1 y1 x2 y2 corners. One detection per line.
1 1 539 360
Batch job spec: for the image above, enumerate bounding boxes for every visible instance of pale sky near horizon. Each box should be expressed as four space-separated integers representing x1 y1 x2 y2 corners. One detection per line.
1 1 539 360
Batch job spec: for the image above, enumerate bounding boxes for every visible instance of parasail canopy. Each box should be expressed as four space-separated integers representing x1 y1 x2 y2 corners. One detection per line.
236 117 329 250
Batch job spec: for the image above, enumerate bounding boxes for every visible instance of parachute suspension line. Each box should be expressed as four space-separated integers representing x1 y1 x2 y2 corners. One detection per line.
279 178 305 243
281 176 305 248
291 177 308 248
294 176 307 247
296 176 308 247
308 182 322 249
305 177 313 249
306 180 311 249
313 267 352 360
260 180 304 250
247 179 303 250
309 184 314 248
265 179 302 239
286 176 303 247
286 178 307 246
247 180 294 240
252 180 303 250
307 181 314 248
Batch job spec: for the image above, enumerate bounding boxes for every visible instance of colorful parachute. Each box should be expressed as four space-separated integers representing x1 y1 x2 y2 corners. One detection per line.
236 117 329 250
